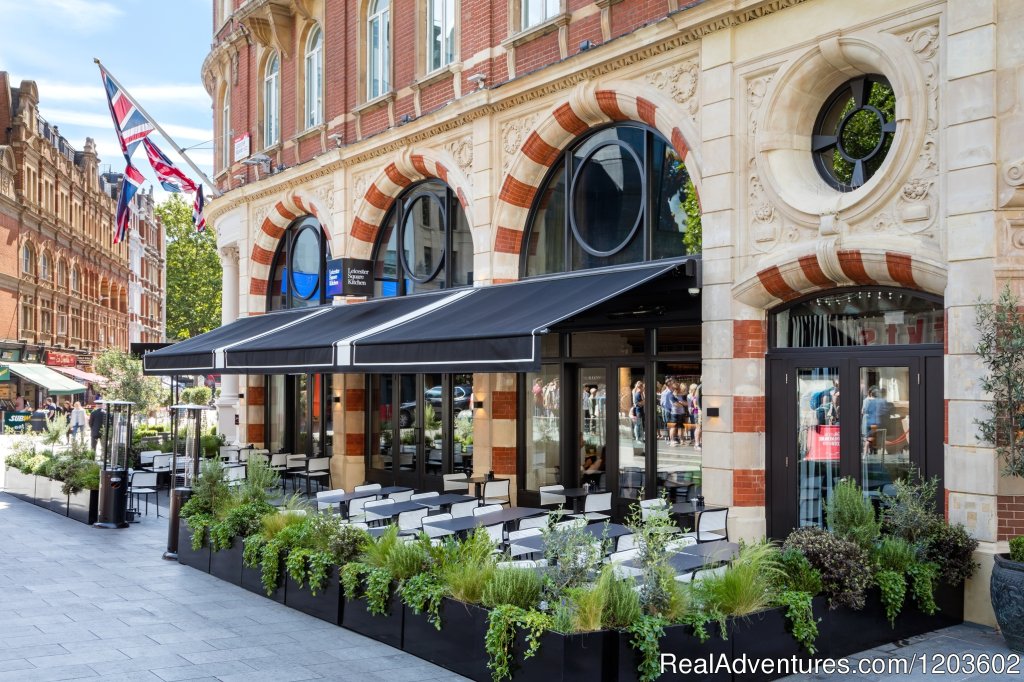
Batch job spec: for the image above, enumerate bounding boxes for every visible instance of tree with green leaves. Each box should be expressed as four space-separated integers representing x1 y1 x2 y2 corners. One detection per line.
975 284 1024 477
94 347 167 416
158 194 222 340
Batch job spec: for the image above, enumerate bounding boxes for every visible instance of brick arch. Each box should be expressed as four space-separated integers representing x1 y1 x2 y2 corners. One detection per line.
347 147 476 260
732 247 947 310
491 79 703 279
247 189 333 310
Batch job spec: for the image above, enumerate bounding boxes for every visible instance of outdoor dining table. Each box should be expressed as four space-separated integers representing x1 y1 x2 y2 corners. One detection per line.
464 476 509 498
670 503 729 531
422 506 548 537
621 540 739 575
511 522 632 553
414 493 477 509
558 487 593 514
363 500 434 520
315 486 414 506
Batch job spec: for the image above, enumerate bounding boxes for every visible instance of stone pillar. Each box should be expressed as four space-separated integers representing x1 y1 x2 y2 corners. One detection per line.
215 245 240 443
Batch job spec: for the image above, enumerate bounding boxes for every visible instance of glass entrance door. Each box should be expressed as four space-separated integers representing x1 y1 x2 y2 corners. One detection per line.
767 353 940 538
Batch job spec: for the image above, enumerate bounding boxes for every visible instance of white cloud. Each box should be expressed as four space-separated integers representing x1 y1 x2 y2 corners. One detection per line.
33 79 210 108
0 0 122 32
40 107 212 142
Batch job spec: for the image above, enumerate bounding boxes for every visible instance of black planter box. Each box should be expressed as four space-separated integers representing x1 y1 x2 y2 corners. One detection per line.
403 599 490 681
177 519 211 573
513 629 616 682
343 586 404 649
241 559 286 603
47 478 68 516
68 489 98 525
285 568 342 624
209 537 245 586
732 606 820 682
617 621 731 682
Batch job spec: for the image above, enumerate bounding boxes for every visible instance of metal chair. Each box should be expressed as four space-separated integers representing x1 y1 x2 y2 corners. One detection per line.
354 483 382 493
389 489 413 503
572 492 612 522
316 488 344 513
411 491 439 501
639 497 670 521
682 509 729 544
473 504 503 517
364 499 397 526
346 495 375 523
539 484 569 515
482 479 510 506
450 500 478 518
398 508 428 533
422 513 454 539
443 473 469 492
128 470 159 518
518 514 549 531
293 456 331 496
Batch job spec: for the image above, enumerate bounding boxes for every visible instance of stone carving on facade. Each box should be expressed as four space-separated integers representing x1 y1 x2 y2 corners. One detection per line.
501 113 539 174
352 171 374 211
312 184 334 213
220 244 240 263
444 136 474 178
253 202 272 230
643 59 699 122
745 74 783 252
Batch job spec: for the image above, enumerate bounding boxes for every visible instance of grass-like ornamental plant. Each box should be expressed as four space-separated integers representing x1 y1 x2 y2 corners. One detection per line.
482 567 544 610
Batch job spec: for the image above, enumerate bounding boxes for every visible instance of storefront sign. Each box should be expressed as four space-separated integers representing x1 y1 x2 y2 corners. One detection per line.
23 350 39 363
233 133 250 162
806 424 840 461
0 383 12 399
326 258 374 297
0 349 20 362
0 367 8 382
3 411 31 432
45 351 77 367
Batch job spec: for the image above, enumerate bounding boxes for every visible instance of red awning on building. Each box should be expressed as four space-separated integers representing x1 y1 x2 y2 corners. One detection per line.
49 365 107 385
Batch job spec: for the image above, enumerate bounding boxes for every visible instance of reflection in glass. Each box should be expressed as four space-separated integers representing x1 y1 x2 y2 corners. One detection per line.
403 194 445 285
450 203 472 288
617 367 646 501
290 227 320 302
421 373 444 475
570 329 644 357
399 374 418 472
525 160 565 277
295 374 309 456
571 143 644 254
797 367 840 528
775 290 943 348
452 373 475 474
860 366 911 500
525 366 560 490
269 375 286 454
651 137 696 257
579 367 607 492
371 374 393 471
324 375 334 458
654 361 702 502
310 374 323 455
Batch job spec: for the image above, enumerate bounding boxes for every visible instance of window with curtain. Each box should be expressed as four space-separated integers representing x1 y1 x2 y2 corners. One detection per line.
263 52 280 147
305 25 323 128
522 0 560 29
372 179 472 297
367 0 390 99
427 0 456 72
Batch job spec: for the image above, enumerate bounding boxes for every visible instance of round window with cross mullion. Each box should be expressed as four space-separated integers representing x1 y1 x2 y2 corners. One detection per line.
812 75 896 192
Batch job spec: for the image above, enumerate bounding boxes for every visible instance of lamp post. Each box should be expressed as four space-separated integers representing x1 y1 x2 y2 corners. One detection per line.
94 400 133 529
163 403 212 560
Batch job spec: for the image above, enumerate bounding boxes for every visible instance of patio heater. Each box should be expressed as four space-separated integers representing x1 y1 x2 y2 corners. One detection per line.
94 400 134 529
163 403 212 560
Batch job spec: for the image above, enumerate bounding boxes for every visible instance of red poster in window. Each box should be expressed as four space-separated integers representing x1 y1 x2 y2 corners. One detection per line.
806 424 840 461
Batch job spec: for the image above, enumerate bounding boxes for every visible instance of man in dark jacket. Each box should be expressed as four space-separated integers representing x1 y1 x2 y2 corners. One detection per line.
89 404 107 451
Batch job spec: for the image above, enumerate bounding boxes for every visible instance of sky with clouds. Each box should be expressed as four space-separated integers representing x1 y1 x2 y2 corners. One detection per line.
1 0 214 200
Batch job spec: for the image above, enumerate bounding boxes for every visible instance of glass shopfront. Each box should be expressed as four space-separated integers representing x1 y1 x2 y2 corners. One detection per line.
766 288 944 538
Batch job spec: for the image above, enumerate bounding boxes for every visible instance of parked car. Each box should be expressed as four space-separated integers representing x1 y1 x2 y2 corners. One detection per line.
398 385 472 427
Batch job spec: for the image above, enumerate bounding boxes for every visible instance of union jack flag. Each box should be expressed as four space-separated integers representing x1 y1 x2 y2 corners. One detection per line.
114 163 144 244
143 138 197 194
192 184 206 232
99 64 153 161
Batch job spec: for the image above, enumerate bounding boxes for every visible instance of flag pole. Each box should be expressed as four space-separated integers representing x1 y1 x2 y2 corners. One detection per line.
94 58 222 198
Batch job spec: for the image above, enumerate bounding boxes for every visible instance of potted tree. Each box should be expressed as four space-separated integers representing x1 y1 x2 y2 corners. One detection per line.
976 285 1024 652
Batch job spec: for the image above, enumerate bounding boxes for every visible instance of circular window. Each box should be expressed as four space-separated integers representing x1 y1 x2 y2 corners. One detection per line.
400 192 446 283
290 227 321 300
570 141 644 257
812 75 896 191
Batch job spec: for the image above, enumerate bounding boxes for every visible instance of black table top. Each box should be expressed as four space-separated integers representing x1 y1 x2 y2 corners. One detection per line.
559 488 593 498
465 476 509 484
622 540 738 574
670 503 728 516
511 522 632 552
422 507 548 534
415 493 477 507
316 486 413 505
364 500 430 517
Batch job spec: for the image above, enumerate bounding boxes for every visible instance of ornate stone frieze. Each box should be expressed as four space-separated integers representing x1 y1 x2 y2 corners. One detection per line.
643 59 699 122
745 73 783 252
351 170 374 211
444 136 474 177
500 114 539 174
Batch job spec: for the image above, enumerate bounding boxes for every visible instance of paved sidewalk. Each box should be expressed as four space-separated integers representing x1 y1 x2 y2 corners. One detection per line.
0 492 466 682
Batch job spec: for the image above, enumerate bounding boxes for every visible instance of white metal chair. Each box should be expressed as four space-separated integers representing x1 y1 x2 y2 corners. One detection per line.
616 533 637 551
508 527 542 557
128 470 159 517
539 484 566 509
364 499 397 526
682 509 729 544
293 456 331 495
450 500 478 518
666 536 698 552
269 453 290 475
223 465 246 488
676 564 728 584
482 479 510 506
639 497 670 521
554 518 588 531
347 495 376 522
422 513 454 539
354 483 382 493
518 514 549 531
473 504 503 517
442 473 469 492
150 454 172 471
398 508 428 532
139 450 160 467
411 491 439 501
484 522 505 546
389 489 413 503
219 446 240 463
316 489 344 513
607 548 643 578
573 492 612 522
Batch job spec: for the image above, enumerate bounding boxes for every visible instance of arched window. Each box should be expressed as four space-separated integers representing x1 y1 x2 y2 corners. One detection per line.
522 123 700 277
22 243 35 275
367 0 390 100
427 0 456 72
220 84 231 170
372 179 472 297
263 52 280 147
267 216 331 311
71 265 80 292
57 259 67 288
305 25 323 128
40 251 51 281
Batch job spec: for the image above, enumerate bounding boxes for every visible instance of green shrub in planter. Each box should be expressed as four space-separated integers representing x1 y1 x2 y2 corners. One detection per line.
924 523 979 586
784 527 871 610
826 477 881 551
1010 536 1024 563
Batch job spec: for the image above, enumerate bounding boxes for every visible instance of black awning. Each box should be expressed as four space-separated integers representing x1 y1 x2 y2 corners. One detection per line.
346 259 695 373
142 307 333 374
223 290 467 373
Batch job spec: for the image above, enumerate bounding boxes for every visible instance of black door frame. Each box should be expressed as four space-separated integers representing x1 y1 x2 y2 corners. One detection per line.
765 347 943 539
